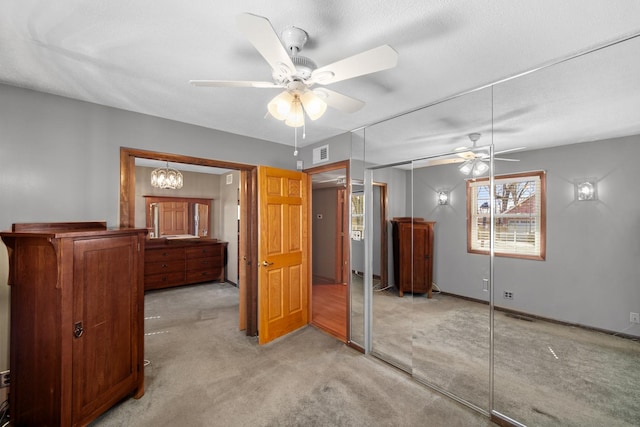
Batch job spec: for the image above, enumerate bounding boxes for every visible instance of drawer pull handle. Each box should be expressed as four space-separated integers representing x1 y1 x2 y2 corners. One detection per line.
161 264 168 268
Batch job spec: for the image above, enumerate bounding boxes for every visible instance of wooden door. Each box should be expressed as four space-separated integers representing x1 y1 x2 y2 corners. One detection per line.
258 166 309 344
72 235 141 424
335 188 349 284
411 223 432 295
160 202 188 235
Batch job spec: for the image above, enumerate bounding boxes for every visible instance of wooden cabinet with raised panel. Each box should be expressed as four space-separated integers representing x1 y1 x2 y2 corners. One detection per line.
0 222 146 427
144 239 227 290
391 217 435 298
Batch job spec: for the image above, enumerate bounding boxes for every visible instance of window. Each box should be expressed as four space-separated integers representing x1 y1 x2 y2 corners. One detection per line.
351 193 364 240
467 171 546 260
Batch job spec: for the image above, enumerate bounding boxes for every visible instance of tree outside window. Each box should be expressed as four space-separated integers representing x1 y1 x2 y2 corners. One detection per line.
467 171 546 260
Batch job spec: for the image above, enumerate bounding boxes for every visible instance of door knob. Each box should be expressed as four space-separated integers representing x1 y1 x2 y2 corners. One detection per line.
262 261 274 267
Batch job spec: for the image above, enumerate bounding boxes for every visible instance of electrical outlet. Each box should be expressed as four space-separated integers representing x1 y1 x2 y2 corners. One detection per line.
630 312 640 324
503 291 513 300
0 370 9 388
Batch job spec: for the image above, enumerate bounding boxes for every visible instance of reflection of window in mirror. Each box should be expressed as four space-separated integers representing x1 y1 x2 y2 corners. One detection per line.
466 171 546 260
144 196 212 238
351 193 364 240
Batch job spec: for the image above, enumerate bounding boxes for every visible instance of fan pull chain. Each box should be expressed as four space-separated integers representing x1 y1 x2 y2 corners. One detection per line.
293 126 298 157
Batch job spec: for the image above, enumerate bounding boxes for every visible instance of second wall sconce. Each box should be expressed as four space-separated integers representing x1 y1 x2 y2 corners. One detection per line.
437 190 450 205
575 179 597 201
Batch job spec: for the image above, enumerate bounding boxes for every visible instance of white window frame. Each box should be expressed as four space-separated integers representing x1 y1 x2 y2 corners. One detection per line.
466 171 546 260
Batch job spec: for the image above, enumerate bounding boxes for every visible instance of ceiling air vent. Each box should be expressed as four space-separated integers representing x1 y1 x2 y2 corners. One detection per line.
313 145 329 164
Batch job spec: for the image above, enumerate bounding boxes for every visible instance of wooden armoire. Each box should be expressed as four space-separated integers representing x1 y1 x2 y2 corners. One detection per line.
391 217 435 298
0 222 147 426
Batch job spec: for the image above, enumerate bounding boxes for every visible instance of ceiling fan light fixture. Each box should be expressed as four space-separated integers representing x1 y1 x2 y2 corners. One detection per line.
459 160 474 175
268 91 295 120
284 97 305 127
300 91 327 120
473 160 489 176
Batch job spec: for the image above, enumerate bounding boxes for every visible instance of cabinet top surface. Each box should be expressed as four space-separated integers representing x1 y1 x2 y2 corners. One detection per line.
1 222 147 239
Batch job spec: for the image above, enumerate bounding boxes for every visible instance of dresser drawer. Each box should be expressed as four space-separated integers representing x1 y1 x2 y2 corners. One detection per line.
186 256 221 271
186 268 222 283
145 259 184 275
145 247 185 262
145 271 186 290
186 244 221 259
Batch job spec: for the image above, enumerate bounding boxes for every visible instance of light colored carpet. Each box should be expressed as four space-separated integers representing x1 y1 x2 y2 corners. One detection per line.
91 282 494 427
371 288 640 427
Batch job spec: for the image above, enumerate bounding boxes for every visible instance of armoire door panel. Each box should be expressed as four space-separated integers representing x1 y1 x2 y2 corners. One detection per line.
72 235 139 424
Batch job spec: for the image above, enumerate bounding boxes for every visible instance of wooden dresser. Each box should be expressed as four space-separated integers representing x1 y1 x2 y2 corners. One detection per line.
391 217 435 298
0 222 146 427
144 238 227 290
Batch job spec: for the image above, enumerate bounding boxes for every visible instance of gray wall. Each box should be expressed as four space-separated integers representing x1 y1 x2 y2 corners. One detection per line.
299 133 352 171
412 135 640 335
312 187 338 280
0 83 298 374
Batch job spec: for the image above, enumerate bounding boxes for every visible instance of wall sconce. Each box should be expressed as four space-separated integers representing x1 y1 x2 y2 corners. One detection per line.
437 190 450 205
575 179 597 201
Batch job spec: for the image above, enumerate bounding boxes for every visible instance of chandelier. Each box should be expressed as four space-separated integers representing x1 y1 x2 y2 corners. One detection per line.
267 89 327 128
151 162 184 189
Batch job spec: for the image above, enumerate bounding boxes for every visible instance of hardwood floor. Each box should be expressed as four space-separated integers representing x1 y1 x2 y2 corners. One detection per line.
311 283 347 342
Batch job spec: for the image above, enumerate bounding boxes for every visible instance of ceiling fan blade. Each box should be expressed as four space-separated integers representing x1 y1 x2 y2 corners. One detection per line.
314 88 364 113
189 80 282 88
236 13 296 78
455 150 476 160
427 158 465 167
495 157 520 162
310 45 398 85
495 147 526 155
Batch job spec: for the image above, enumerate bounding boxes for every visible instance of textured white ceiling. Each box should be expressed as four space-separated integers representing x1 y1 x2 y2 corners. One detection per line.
1 0 639 161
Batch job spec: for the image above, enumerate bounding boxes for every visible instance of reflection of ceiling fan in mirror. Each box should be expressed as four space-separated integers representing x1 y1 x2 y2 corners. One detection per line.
457 133 525 176
429 133 525 175
190 13 399 129
311 171 347 188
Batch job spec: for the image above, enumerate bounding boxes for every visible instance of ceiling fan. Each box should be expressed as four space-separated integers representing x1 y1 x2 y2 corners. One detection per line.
190 13 399 128
425 133 524 175
455 133 524 175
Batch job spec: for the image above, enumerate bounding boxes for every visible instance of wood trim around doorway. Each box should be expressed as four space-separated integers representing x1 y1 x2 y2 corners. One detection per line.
118 147 259 336
374 182 389 289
